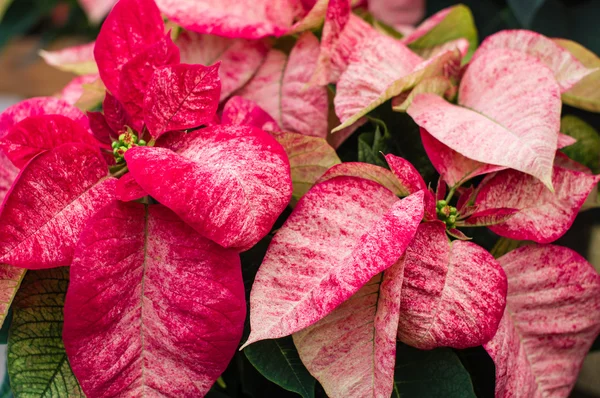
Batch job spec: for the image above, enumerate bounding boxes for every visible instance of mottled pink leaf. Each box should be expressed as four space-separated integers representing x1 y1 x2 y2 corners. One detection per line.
237 33 329 138
312 14 378 85
243 179 424 346
475 164 600 243
115 173 147 202
40 42 98 75
293 259 404 398
333 38 461 131
118 34 181 128
78 0 117 23
447 227 470 240
0 264 25 328
155 0 300 39
87 111 115 145
0 114 101 168
144 63 221 138
221 96 280 131
94 0 165 95
408 48 562 188
475 30 595 92
0 144 116 268
391 75 456 112
485 245 600 398
176 31 269 101
398 221 507 349
0 151 17 203
64 201 245 397
59 74 99 105
317 162 408 196
102 92 130 134
310 0 350 85
457 208 518 227
400 6 452 44
557 133 577 149
0 97 87 138
369 0 425 31
125 125 291 250
385 154 436 220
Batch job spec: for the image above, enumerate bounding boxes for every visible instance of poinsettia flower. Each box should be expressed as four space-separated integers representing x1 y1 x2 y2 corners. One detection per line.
333 33 462 131
485 244 600 398
176 31 270 102
237 32 329 138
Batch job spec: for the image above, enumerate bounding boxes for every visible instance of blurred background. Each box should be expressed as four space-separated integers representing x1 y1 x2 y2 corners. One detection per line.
0 0 599 397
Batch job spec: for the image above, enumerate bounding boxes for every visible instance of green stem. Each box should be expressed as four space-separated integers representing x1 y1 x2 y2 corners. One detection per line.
111 166 129 178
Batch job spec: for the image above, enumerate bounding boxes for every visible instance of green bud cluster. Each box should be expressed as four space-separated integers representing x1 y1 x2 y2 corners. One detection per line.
112 127 147 163
436 199 458 229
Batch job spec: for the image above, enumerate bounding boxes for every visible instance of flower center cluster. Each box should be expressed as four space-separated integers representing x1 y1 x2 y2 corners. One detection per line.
112 128 147 163
436 200 458 229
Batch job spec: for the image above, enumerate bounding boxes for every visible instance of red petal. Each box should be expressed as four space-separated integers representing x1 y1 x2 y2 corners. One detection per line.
458 208 518 227
318 162 412 197
116 173 147 202
293 259 405 398
243 179 423 346
398 221 507 349
87 111 115 145
0 114 101 169
0 97 87 138
103 92 131 134
94 0 165 95
221 96 280 131
176 31 269 101
475 165 600 243
0 144 116 268
485 245 600 398
64 201 245 397
0 151 17 203
125 125 292 250
144 64 220 138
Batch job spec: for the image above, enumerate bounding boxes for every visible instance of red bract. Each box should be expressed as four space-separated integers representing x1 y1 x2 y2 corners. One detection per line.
238 32 329 138
221 96 280 132
0 144 116 268
244 179 424 346
64 202 246 397
0 114 101 169
125 125 291 250
485 245 600 398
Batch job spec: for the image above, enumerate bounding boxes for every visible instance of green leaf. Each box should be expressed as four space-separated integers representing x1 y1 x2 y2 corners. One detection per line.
7 267 84 397
507 0 546 27
244 336 316 398
408 4 478 61
358 119 390 168
392 343 476 398
560 115 600 173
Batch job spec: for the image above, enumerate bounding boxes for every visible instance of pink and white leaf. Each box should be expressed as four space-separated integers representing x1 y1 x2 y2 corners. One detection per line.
177 31 269 101
244 179 423 346
125 125 292 251
58 74 99 106
154 0 299 39
398 221 507 349
408 48 562 188
94 0 165 95
385 154 436 219
369 0 425 32
475 165 600 243
0 114 101 169
238 33 328 138
64 201 246 397
457 208 518 227
317 162 408 197
78 0 117 23
143 63 221 138
221 96 280 131
400 6 452 44
0 144 116 268
0 97 87 138
39 42 98 75
485 245 600 398
115 173 148 202
474 30 596 92
293 259 404 398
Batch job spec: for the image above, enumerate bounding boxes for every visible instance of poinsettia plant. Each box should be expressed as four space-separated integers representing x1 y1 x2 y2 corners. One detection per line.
0 0 600 397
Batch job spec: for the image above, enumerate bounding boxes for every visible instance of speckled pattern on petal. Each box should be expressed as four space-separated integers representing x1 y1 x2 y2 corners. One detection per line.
64 201 246 397
485 245 600 398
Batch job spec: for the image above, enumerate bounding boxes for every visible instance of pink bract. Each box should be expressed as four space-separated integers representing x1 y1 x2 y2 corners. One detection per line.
64 201 246 397
115 173 148 202
125 125 292 251
485 245 600 398
0 144 116 268
397 222 508 349
293 259 405 398
221 96 280 132
244 178 423 347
